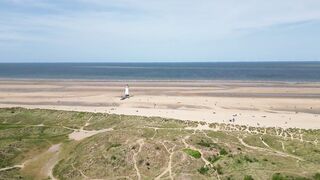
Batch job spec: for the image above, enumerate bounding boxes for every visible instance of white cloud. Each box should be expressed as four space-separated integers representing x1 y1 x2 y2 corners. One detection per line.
0 0 320 61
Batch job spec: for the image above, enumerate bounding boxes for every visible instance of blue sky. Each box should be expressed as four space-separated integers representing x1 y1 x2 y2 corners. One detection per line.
0 0 320 62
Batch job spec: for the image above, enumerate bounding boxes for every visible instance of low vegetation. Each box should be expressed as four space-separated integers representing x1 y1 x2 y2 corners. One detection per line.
0 108 319 179
183 148 201 159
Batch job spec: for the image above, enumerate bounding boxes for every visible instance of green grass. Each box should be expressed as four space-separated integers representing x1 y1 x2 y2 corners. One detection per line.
0 108 320 179
183 148 201 159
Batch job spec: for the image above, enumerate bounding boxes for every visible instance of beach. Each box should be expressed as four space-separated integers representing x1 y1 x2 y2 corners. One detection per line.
0 79 319 129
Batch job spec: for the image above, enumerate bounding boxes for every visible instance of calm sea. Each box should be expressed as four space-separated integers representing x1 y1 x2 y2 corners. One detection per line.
0 62 320 82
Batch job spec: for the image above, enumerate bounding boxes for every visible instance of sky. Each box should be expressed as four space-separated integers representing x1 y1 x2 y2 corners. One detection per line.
0 0 320 62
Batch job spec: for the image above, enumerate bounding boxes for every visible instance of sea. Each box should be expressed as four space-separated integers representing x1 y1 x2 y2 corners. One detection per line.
0 62 320 82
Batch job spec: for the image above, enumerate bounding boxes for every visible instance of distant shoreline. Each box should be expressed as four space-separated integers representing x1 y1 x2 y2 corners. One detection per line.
1 62 320 82
1 78 320 84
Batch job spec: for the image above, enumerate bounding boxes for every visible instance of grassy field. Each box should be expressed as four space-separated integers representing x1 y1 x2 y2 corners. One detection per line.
0 108 319 180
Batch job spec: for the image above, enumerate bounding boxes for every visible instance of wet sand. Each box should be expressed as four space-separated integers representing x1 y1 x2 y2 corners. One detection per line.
0 79 320 129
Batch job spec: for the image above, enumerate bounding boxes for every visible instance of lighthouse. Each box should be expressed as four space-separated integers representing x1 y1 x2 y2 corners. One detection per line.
125 84 129 97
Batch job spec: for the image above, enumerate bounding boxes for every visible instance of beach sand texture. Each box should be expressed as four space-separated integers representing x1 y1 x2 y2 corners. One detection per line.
0 80 319 129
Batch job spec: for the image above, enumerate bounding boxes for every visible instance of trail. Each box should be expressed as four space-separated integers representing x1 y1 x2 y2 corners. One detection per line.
0 165 23 172
0 144 61 180
45 144 61 180
155 142 176 180
280 141 286 151
132 139 144 180
68 127 113 141
182 136 221 180
81 116 93 130
238 137 304 161
72 163 89 179
260 136 271 148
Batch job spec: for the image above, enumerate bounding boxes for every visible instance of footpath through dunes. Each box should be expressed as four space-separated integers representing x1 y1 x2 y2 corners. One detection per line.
1 80 320 129
0 108 320 179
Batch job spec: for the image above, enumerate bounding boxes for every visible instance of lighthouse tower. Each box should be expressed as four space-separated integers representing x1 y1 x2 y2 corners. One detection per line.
124 84 129 97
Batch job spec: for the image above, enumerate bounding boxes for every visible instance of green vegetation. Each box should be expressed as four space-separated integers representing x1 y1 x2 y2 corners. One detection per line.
219 148 228 155
207 155 220 163
183 148 201 159
271 173 312 180
244 175 254 180
198 166 209 175
313 173 320 180
0 108 319 179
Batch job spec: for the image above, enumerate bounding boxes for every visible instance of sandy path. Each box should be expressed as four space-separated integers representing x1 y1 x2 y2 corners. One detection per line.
68 128 113 141
237 137 303 161
0 165 23 172
0 144 62 179
133 139 144 180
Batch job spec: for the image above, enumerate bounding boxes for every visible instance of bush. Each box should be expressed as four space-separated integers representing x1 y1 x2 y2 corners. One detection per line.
183 148 201 159
208 155 220 163
197 140 211 147
244 175 254 180
197 166 209 175
220 148 228 155
314 173 320 180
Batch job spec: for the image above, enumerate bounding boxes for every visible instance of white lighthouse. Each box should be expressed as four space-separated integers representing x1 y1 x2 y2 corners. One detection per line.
125 84 129 97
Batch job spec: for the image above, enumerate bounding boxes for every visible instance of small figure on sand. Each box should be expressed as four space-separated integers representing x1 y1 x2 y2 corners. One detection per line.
121 84 130 100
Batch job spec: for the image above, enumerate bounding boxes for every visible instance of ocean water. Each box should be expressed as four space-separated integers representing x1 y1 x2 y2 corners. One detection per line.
0 62 320 82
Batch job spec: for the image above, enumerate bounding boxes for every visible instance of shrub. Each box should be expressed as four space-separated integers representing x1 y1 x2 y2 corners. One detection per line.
197 166 209 175
208 155 220 163
183 148 201 159
314 173 320 180
220 148 228 155
197 140 212 147
244 175 254 180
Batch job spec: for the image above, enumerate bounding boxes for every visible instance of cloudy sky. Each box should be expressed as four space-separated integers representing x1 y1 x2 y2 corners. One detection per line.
0 0 320 62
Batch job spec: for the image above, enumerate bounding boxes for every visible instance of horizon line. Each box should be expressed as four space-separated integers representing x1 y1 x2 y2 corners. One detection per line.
0 60 320 63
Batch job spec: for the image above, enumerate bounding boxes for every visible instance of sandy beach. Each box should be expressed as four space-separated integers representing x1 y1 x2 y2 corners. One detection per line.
0 79 319 129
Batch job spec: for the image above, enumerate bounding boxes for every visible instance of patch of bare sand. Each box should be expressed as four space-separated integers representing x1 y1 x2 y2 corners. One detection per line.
68 128 113 141
19 144 61 180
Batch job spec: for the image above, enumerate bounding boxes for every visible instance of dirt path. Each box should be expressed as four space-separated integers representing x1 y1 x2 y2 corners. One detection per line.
68 128 113 141
133 139 144 180
238 137 303 161
0 165 23 172
155 142 176 180
44 144 61 180
260 136 271 148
